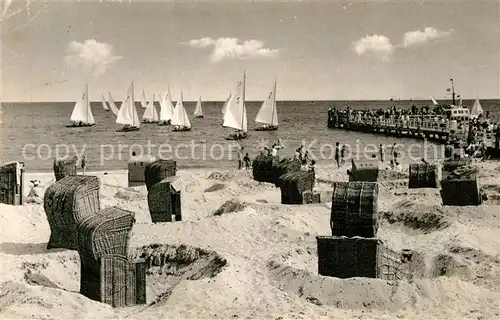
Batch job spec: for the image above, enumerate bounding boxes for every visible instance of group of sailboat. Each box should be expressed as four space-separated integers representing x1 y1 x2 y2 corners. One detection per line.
222 73 279 140
69 73 280 138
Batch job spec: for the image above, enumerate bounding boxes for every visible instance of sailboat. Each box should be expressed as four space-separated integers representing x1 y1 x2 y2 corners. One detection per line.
107 92 120 115
158 86 175 125
254 80 278 131
222 93 231 116
141 89 148 109
101 93 110 111
67 84 95 127
431 96 439 106
116 82 141 132
194 96 204 118
223 73 248 140
142 93 159 123
171 92 192 132
470 98 484 119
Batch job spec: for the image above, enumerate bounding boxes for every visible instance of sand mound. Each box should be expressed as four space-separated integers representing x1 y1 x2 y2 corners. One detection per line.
0 281 117 319
266 258 498 316
114 188 146 201
129 244 227 305
204 183 226 193
380 206 451 233
430 254 471 278
207 171 234 181
213 199 247 216
378 169 409 180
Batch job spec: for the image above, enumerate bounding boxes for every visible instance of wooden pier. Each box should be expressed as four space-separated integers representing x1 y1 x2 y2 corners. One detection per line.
327 112 500 157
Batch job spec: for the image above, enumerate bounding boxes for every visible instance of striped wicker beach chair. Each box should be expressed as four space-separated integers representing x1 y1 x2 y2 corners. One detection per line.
44 175 100 250
331 181 378 238
144 159 177 191
148 176 184 222
277 171 315 204
128 155 157 187
0 161 25 205
316 236 406 280
77 206 144 307
408 163 439 188
53 156 78 181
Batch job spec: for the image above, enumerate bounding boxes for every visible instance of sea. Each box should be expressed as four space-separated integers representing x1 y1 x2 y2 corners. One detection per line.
1 99 499 172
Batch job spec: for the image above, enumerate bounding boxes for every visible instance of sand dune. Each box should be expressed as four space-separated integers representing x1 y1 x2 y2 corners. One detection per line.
1 162 499 319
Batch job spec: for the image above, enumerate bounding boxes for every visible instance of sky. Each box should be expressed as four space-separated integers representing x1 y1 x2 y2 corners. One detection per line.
1 0 499 102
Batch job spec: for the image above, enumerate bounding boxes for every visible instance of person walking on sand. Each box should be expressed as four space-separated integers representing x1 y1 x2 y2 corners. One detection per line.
379 144 385 162
334 142 341 168
238 147 244 170
81 155 87 175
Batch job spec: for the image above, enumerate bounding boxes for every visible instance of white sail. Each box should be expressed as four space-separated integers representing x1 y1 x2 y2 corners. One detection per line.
255 80 278 126
70 84 95 125
194 96 203 117
116 82 140 128
223 74 247 132
470 98 483 119
141 89 148 109
222 93 231 116
171 92 191 128
431 96 439 106
158 88 175 123
142 93 159 122
107 92 119 115
101 93 110 111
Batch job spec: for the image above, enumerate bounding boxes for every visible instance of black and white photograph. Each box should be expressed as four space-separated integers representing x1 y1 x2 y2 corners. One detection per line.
0 0 499 318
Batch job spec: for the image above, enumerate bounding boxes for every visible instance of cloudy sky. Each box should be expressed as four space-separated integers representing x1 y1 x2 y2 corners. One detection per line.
1 0 499 102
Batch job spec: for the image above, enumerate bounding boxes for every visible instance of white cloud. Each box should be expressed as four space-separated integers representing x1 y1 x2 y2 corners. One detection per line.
64 39 122 77
403 27 452 47
185 37 280 63
187 37 215 48
352 34 394 61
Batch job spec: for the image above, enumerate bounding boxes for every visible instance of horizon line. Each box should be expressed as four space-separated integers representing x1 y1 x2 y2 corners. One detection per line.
1 98 499 104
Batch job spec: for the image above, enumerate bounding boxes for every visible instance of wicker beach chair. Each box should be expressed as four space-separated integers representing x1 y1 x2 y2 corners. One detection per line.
144 159 177 191
277 171 315 204
77 206 142 307
252 154 277 183
274 158 301 186
147 176 184 222
441 167 482 206
442 158 472 175
44 175 100 250
53 156 78 181
0 161 25 205
252 155 301 185
349 159 380 182
316 236 406 280
408 163 439 188
331 181 378 238
128 155 157 187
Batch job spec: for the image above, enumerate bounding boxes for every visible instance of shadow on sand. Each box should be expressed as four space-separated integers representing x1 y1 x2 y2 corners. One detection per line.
0 243 67 256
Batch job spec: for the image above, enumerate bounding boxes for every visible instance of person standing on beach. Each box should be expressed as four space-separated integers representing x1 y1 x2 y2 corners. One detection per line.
340 145 347 166
243 153 251 170
391 143 399 162
81 155 87 175
334 142 341 168
238 147 244 170
379 144 385 162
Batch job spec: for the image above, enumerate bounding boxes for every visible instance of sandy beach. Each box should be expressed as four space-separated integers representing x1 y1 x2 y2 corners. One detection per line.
1 160 499 320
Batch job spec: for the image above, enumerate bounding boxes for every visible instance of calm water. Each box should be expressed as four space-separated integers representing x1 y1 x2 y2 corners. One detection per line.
1 99 499 171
